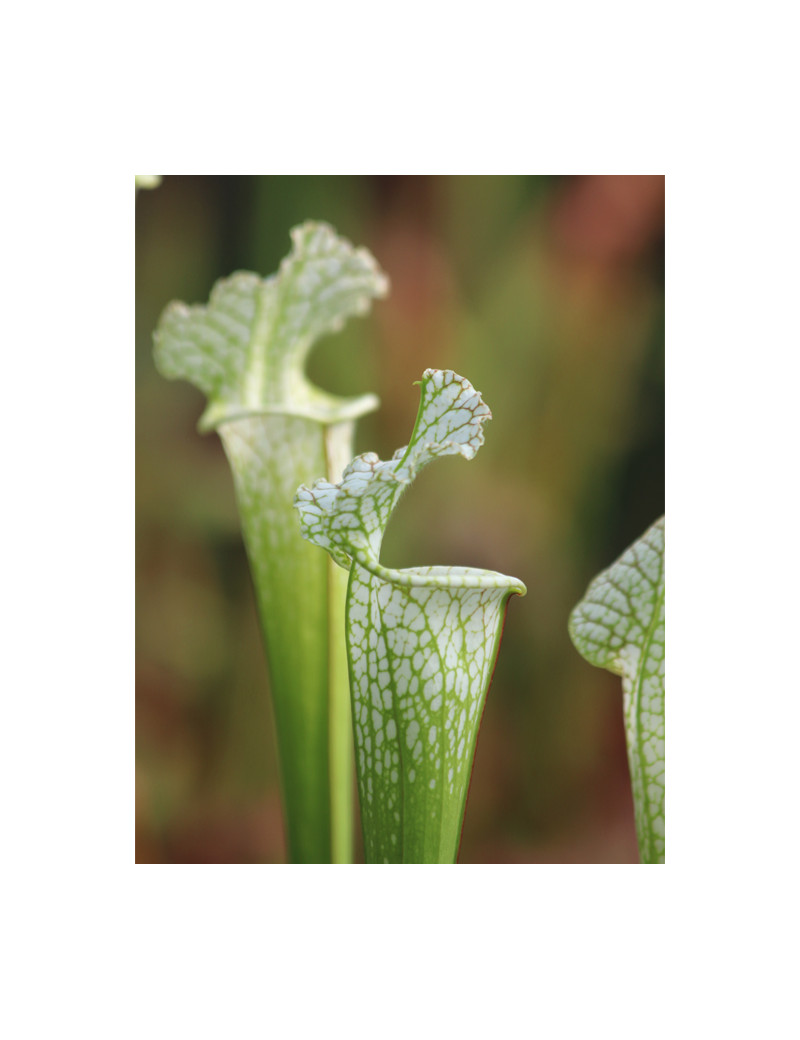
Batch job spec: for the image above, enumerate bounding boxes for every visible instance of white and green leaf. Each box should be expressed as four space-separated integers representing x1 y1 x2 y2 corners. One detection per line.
154 221 386 431
153 222 388 863
296 369 526 863
569 517 665 864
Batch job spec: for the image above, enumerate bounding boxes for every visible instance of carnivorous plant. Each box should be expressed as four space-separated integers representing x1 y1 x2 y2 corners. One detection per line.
295 368 526 863
153 222 387 863
569 517 665 864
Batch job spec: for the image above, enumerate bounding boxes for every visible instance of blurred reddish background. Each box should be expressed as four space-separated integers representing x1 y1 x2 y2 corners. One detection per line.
136 175 664 863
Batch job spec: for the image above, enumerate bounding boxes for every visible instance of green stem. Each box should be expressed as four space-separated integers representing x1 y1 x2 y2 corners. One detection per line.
324 419 358 864
328 557 354 863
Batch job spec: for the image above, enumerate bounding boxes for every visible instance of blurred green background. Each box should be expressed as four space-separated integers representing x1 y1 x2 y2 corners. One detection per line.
136 175 664 864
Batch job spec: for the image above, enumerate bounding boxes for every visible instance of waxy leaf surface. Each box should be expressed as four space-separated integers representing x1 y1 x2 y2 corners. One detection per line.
296 370 526 863
569 517 665 864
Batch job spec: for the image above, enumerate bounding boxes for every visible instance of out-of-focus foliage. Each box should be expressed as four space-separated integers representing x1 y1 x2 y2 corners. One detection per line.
135 175 162 193
136 175 664 863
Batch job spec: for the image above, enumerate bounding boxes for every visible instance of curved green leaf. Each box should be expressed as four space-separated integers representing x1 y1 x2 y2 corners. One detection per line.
296 369 526 863
152 221 388 863
568 517 665 864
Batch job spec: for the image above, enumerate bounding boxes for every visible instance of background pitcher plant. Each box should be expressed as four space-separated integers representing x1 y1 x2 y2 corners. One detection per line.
153 222 388 863
569 517 665 864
